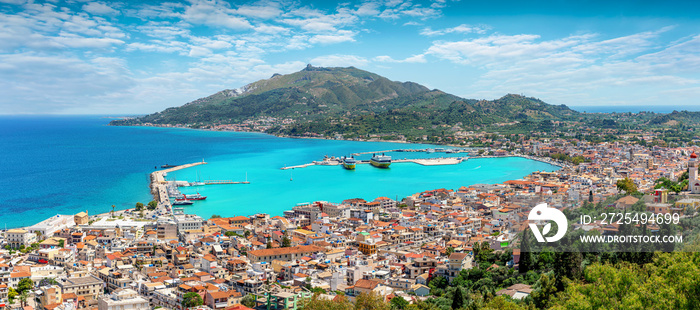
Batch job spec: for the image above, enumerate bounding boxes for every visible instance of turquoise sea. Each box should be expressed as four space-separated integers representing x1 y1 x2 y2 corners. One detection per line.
0 116 558 228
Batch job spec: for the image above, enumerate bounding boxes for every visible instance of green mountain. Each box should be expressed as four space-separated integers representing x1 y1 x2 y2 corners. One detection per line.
110 65 579 138
649 110 700 126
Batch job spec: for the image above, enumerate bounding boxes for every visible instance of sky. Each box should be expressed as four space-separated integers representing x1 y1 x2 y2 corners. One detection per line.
1 0 700 114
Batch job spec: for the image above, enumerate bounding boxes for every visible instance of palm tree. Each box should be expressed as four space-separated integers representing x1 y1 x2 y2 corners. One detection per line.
111 205 115 218
19 290 28 307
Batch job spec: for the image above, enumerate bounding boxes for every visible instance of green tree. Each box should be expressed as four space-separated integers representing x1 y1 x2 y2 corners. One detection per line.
241 294 256 308
445 247 454 257
8 287 17 303
181 292 203 308
111 204 116 218
616 177 637 194
451 287 464 310
17 278 33 294
210 214 222 219
354 292 390 310
531 273 557 309
302 292 353 310
39 277 59 287
428 276 448 296
58 239 65 248
19 290 28 307
148 200 158 210
282 236 291 247
390 296 409 310
519 231 533 274
135 202 144 211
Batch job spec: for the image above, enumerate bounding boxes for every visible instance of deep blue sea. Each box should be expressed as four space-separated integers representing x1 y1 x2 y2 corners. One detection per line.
0 116 558 228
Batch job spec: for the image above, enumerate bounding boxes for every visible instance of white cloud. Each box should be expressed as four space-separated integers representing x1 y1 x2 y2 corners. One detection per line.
374 54 426 63
0 53 135 114
425 28 700 107
126 40 188 54
420 24 490 36
309 54 369 67
235 3 282 19
82 2 119 16
426 34 585 65
188 46 212 57
254 24 290 35
181 0 252 30
137 23 190 40
355 2 381 16
0 0 26 5
189 36 232 49
309 30 356 44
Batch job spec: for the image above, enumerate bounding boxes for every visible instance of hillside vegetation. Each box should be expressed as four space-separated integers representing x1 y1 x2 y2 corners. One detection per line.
110 65 580 137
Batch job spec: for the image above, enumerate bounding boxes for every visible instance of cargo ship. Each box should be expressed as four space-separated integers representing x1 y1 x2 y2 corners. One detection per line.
370 153 391 168
342 156 356 170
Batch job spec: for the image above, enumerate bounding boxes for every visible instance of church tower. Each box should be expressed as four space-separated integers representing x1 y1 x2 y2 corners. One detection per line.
689 151 700 194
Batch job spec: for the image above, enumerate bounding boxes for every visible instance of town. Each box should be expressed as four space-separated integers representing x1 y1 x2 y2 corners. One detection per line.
0 138 698 310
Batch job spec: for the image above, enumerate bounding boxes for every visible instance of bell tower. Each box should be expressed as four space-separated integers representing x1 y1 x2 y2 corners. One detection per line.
690 151 699 194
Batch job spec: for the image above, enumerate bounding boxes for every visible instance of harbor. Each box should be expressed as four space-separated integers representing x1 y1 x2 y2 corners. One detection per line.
350 147 470 156
282 156 468 169
150 161 208 207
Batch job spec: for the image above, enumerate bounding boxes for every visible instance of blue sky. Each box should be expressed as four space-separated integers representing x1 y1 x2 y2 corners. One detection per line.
1 0 700 114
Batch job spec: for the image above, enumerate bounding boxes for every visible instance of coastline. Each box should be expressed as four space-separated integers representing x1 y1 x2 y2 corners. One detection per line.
8 123 563 230
107 123 460 147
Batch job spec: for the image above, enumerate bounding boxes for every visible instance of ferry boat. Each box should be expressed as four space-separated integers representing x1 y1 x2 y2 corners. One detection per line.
183 193 207 201
370 153 391 168
172 199 193 206
342 156 356 170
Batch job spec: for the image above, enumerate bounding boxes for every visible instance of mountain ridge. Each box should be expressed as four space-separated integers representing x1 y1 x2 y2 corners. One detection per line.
109 65 579 139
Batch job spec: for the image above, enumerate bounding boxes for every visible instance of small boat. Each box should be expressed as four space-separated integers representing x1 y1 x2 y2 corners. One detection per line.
172 200 193 205
342 156 356 170
426 149 435 154
161 164 179 168
446 149 454 154
190 170 205 186
370 153 391 168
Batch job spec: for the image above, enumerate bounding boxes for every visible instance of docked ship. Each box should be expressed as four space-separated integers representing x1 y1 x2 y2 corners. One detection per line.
342 156 356 170
370 153 391 168
172 199 193 206
182 193 207 201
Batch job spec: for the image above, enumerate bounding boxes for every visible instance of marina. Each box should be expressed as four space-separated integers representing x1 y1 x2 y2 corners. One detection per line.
150 161 208 208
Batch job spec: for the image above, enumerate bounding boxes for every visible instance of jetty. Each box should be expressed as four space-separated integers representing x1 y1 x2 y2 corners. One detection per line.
150 161 207 206
204 180 251 185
